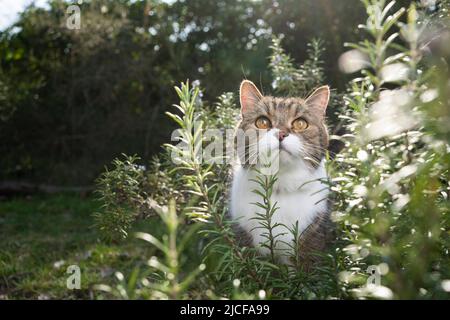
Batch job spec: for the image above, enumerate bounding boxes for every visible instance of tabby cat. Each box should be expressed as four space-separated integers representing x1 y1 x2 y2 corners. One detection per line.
230 80 333 268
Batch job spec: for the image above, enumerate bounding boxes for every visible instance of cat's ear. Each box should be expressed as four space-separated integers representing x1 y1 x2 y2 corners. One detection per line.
305 86 330 115
240 80 263 113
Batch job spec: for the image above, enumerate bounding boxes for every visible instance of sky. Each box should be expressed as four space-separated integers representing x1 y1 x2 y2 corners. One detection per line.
0 0 49 30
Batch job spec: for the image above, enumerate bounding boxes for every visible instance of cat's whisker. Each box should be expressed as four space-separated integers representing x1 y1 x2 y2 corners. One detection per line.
299 148 323 166
239 147 265 165
300 141 337 157
247 152 260 164
301 142 328 151
303 156 321 167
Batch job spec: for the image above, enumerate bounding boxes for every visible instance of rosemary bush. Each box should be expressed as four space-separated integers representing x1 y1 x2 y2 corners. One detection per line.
332 0 450 299
94 0 450 300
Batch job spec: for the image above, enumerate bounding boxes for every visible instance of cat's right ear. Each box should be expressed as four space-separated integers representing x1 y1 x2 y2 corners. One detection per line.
240 80 263 114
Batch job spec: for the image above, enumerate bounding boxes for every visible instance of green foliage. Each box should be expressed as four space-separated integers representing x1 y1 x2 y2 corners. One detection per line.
0 194 154 299
209 92 240 130
0 0 365 184
95 199 205 299
0 74 14 121
249 169 282 264
93 0 450 300
270 36 325 96
94 151 189 241
331 1 450 299
94 155 150 241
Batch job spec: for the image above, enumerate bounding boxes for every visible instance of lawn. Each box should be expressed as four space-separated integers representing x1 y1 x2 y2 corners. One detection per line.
0 194 159 299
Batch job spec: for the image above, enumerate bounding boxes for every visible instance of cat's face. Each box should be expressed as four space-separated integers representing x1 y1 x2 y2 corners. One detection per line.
236 80 330 169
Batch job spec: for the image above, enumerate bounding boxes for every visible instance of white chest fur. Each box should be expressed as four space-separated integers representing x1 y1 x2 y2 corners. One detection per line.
230 160 329 258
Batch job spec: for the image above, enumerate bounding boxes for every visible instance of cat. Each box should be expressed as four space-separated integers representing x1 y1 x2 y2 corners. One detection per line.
230 80 333 268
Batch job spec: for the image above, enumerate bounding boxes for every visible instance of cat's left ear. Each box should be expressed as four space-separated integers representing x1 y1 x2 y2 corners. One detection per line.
305 86 330 115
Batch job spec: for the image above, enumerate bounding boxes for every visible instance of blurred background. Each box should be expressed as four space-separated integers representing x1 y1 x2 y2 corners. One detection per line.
0 0 373 186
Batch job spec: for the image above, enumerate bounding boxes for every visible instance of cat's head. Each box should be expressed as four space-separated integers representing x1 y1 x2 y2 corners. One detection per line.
236 80 330 169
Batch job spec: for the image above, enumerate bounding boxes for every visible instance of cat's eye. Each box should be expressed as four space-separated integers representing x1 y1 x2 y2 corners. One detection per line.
255 116 271 129
292 118 308 132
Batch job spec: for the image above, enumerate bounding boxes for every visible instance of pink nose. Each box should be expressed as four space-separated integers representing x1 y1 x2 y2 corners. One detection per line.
278 131 289 142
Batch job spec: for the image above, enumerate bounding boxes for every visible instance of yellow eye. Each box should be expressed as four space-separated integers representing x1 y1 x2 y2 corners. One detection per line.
292 118 308 131
255 116 271 129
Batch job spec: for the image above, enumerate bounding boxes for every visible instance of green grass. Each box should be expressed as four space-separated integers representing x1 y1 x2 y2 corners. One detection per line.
0 194 161 299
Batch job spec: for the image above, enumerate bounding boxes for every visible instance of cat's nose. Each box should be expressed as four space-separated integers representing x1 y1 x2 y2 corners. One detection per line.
278 131 289 142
